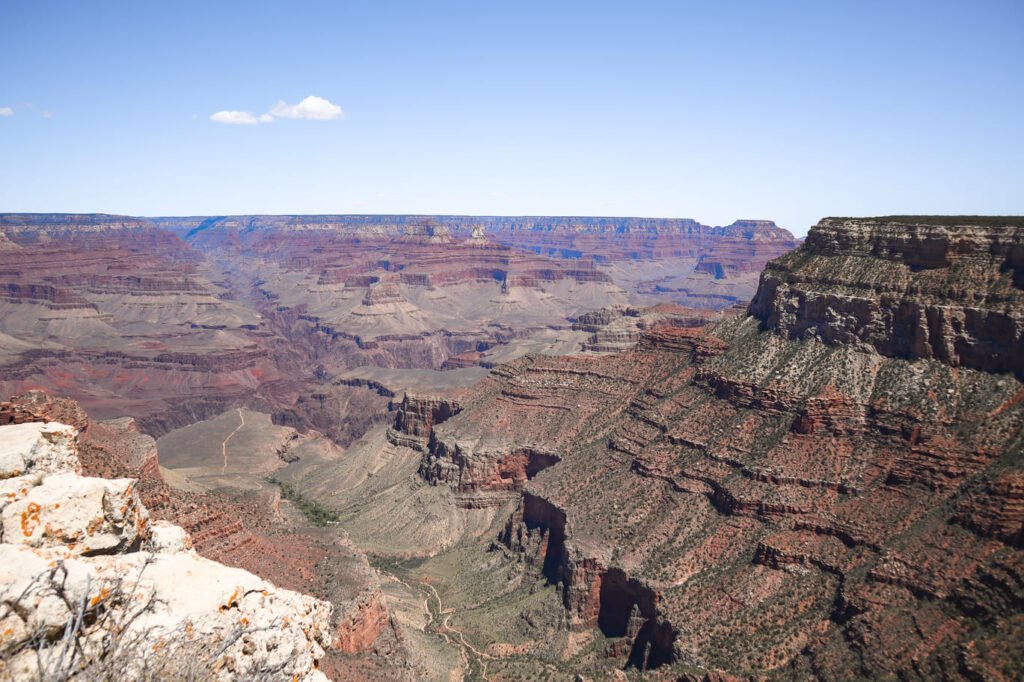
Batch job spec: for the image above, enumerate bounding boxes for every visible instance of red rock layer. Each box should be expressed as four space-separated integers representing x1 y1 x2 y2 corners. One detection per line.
484 218 796 274
0 214 297 434
183 217 616 290
164 213 796 280
416 217 1024 678
0 390 90 432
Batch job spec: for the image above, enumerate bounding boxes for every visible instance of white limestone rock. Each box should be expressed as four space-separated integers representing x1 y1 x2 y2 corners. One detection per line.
146 519 193 553
0 421 335 681
1 472 149 554
0 544 333 681
0 421 80 479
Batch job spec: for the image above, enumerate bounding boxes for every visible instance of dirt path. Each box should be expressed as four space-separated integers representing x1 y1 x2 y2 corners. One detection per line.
420 580 493 681
220 408 245 475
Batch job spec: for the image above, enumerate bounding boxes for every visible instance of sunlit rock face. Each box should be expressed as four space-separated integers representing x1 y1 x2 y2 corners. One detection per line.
0 214 283 434
0 391 399 677
750 216 1024 377
0 212 795 455
412 217 1024 677
0 418 335 681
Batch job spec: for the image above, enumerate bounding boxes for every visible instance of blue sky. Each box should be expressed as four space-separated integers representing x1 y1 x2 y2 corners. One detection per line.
1 1 1021 235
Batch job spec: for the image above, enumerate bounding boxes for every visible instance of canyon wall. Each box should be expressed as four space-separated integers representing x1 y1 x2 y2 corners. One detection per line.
414 216 1024 678
1 212 794 449
0 214 289 432
750 216 1024 377
157 213 797 310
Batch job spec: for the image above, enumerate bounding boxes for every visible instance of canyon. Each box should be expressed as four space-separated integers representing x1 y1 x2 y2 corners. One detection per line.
0 212 791 444
279 216 1024 679
1 213 1021 680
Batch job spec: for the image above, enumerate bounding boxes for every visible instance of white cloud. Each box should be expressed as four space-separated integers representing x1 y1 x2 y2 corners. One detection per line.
209 95 344 126
210 110 274 125
0 107 13 117
269 95 344 120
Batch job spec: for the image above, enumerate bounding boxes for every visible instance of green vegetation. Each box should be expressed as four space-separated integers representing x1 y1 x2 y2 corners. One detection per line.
827 215 1024 228
266 477 341 527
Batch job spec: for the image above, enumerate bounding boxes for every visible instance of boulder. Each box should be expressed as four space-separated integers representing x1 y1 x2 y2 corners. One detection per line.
147 519 193 553
1 472 149 554
0 421 334 680
0 421 79 479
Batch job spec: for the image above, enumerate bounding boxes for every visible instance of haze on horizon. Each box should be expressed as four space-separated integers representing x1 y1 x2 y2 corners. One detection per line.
1 0 1021 237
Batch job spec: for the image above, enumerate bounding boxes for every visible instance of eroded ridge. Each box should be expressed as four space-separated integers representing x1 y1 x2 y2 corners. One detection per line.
412 217 1024 678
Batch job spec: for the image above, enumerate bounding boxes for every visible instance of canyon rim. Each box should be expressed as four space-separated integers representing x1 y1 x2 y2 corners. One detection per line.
3 1 1022 679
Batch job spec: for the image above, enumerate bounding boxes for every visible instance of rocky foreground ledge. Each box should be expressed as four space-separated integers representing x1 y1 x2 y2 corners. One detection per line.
0 421 333 681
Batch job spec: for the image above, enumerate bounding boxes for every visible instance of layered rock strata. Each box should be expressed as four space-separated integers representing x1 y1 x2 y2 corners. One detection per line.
0 214 282 431
158 214 797 311
0 212 794 453
750 216 1024 377
572 303 724 353
414 217 1024 678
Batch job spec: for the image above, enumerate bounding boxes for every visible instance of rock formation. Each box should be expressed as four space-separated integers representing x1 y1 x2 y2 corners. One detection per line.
156 213 797 310
750 216 1024 377
0 214 283 435
0 212 795 456
465 223 489 246
25 211 981 678
0 420 334 681
572 303 727 353
404 216 1024 678
0 391 403 680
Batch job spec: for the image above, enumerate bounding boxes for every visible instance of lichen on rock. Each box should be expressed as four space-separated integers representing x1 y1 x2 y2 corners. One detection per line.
0 420 333 681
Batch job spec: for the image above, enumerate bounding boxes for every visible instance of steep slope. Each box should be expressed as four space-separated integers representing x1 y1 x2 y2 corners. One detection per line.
402 216 1024 679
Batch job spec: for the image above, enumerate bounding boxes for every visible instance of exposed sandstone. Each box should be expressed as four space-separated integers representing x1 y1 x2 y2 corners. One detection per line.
0 211 793 457
573 304 721 353
0 391 90 432
0 545 333 682
0 421 80 479
389 392 463 450
0 215 281 436
1 472 149 554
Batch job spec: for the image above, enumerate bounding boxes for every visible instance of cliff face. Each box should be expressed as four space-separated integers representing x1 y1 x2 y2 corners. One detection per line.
1 212 793 453
156 214 637 384
157 213 796 310
750 217 1024 377
0 214 287 433
415 217 1024 678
